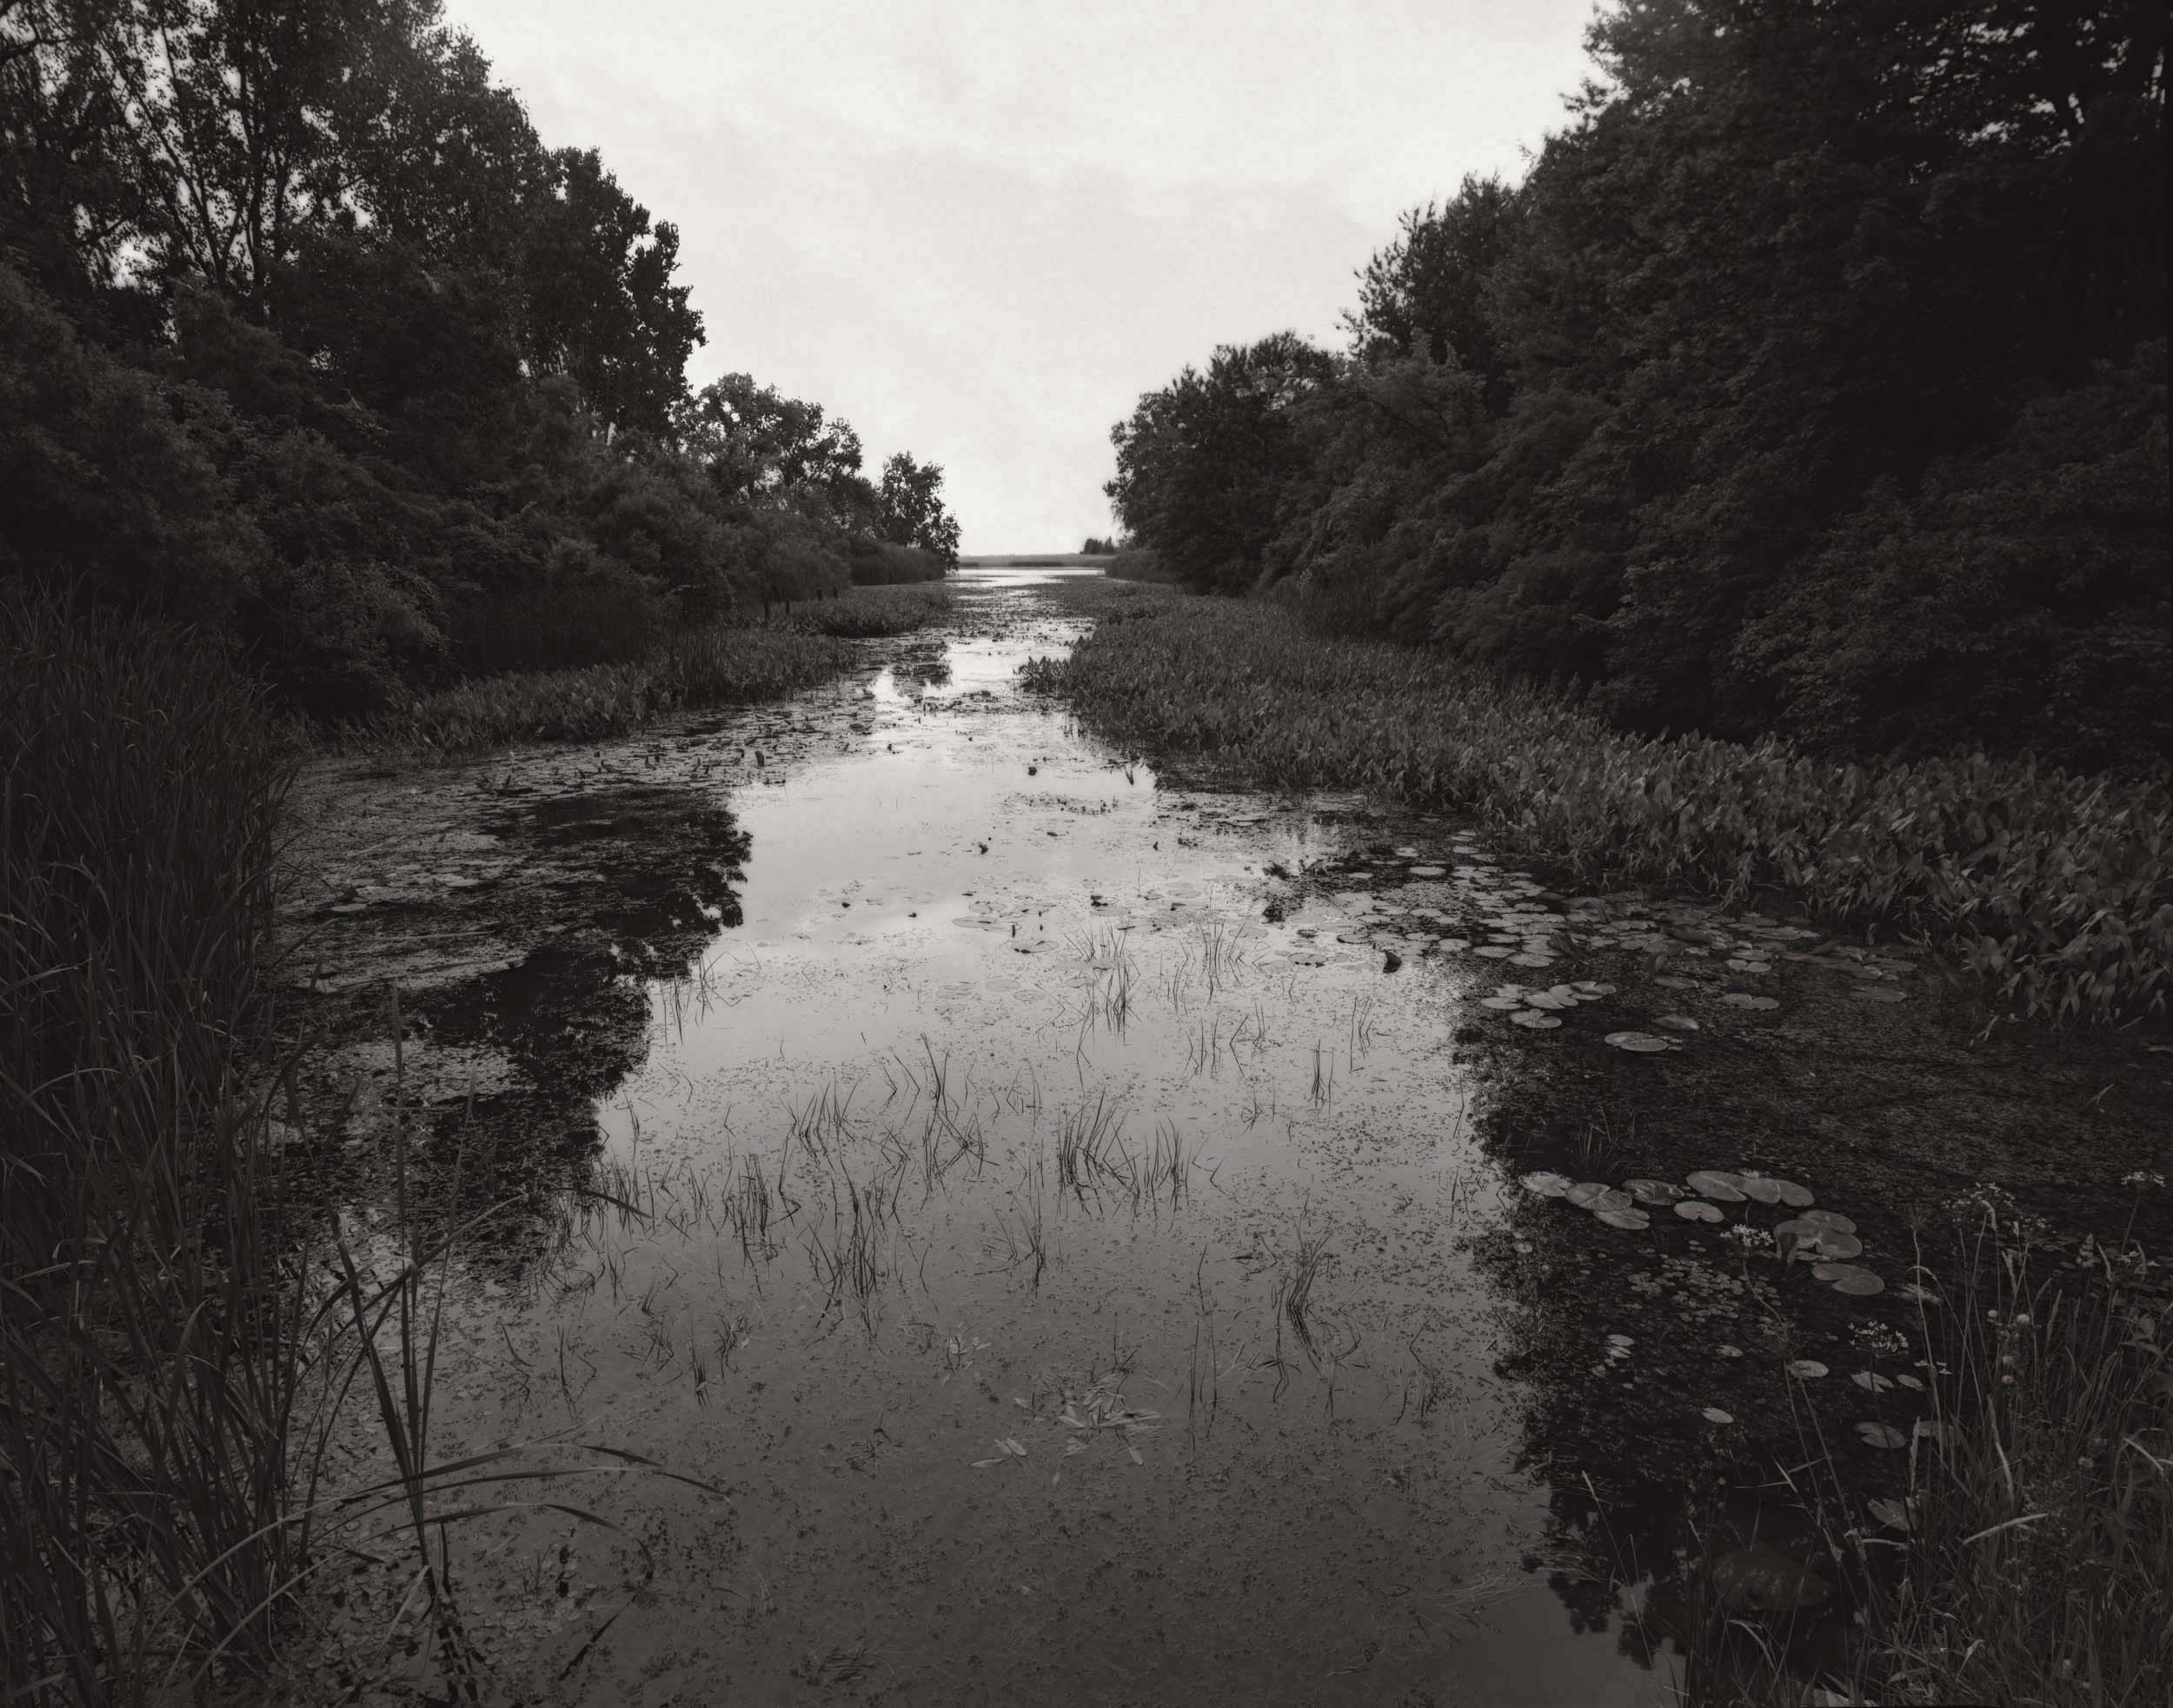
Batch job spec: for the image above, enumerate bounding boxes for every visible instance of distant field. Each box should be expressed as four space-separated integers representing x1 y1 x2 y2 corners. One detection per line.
957 552 1113 568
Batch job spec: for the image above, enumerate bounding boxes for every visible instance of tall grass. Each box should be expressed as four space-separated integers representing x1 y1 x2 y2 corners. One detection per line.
3 589 304 1701
1701 1219 2172 1706
1024 591 2173 1022
2 592 720 1702
378 582 954 755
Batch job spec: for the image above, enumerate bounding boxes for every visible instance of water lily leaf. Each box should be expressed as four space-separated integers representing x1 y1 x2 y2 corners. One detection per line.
1510 1010 1564 1029
1785 1359 1830 1379
1595 1206 1651 1230
1604 1031 1672 1053
1895 1374 1924 1391
1772 1180 1815 1208
1851 1371 1895 1392
1565 1182 1614 1208
1797 1210 1856 1233
1856 1421 1908 1449
1571 980 1616 997
1720 992 1780 1010
1702 1407 1734 1424
1686 1171 1748 1202
1715 1344 1744 1359
1523 991 1575 1011
1726 958 1773 974
1606 1333 1635 1349
1407 865 1445 879
1437 938 1472 952
1479 996 1523 1011
1897 1283 1940 1305
1510 953 1556 968
1811 1232 1864 1259
1521 1171 1574 1197
1473 945 1515 959
1913 1419 1961 1448
1675 1200 1725 1223
1814 1262 1884 1295
1654 1014 1701 1031
1866 1497 1913 1532
1738 1176 1784 1205
1625 1179 1687 1205
1851 987 1908 1004
1588 1188 1635 1213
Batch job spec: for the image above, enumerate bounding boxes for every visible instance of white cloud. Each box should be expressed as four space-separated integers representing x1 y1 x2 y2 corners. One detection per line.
448 0 1593 549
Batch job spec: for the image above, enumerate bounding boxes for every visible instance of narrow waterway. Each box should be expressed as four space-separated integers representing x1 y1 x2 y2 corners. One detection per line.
301 566 1678 1704
287 564 2165 1705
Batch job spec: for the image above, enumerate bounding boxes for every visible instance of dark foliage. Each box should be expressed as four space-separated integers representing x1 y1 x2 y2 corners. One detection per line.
0 0 961 722
1104 0 2169 773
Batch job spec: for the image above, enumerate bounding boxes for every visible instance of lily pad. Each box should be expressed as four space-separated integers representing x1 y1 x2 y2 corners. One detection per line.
1810 1232 1864 1259
1479 996 1523 1010
1654 1014 1701 1032
1897 1283 1941 1305
1686 1170 1748 1202
1895 1373 1924 1391
1625 1179 1688 1205
1856 1421 1908 1449
1715 1344 1743 1359
1571 980 1616 997
1796 1210 1856 1233
1814 1262 1885 1296
1772 1179 1815 1208
1407 865 1446 879
1913 1419 1961 1448
1521 1171 1574 1197
1720 992 1780 1010
1851 1371 1895 1392
1604 1031 1673 1053
1586 1187 1635 1213
1738 1176 1785 1205
1702 1407 1735 1424
1675 1200 1725 1223
1473 945 1515 959
1866 1497 1914 1532
1510 1010 1563 1030
1596 1206 1651 1230
1565 1182 1615 1208
1784 1359 1830 1379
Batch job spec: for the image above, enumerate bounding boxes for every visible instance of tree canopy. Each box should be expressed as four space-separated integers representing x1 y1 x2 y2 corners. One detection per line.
1106 0 2167 772
0 0 960 718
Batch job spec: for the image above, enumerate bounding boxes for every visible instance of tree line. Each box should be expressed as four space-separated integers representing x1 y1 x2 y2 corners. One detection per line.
0 0 961 721
1106 0 2167 773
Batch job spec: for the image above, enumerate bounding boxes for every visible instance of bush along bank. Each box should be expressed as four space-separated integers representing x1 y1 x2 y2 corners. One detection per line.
1021 588 2173 1025
370 582 954 755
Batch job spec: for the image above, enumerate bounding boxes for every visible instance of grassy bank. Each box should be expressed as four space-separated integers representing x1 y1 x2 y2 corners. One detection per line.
1024 584 2172 1025
375 580 954 755
3 591 308 1698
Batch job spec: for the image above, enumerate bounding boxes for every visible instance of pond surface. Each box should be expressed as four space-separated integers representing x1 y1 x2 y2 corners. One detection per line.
291 565 2170 1705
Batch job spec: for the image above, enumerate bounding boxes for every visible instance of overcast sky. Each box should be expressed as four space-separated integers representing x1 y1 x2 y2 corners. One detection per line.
447 0 1598 553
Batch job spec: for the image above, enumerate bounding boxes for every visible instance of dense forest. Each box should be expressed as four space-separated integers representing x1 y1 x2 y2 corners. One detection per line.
0 0 960 722
1106 0 2168 774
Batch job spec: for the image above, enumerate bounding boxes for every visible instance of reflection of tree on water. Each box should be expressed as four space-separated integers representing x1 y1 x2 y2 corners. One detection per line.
1477 1183 1859 1691
414 785 751 1271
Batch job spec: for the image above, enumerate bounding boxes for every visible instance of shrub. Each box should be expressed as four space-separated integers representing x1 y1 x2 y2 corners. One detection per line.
1028 592 2173 1023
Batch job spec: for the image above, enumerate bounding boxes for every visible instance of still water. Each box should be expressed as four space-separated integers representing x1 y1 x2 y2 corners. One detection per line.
336 567 1685 1705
